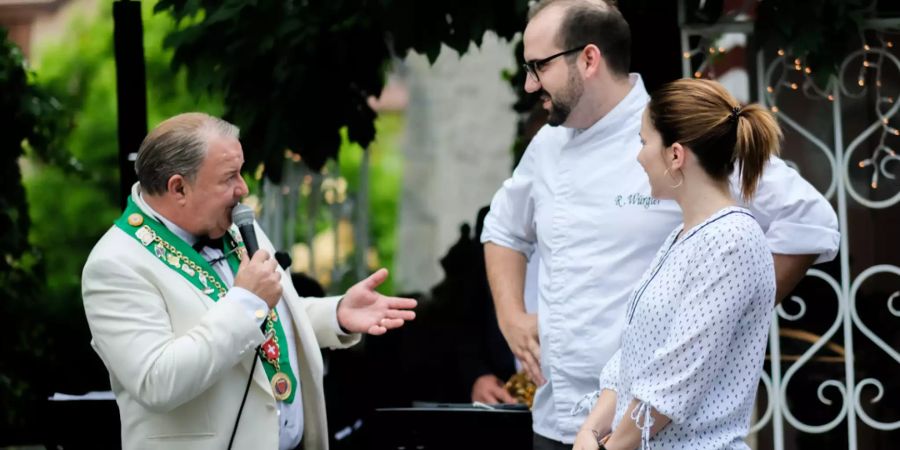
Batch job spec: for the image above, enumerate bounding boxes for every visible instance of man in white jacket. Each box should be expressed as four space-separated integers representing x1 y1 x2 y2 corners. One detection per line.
480 1 840 448
82 112 416 450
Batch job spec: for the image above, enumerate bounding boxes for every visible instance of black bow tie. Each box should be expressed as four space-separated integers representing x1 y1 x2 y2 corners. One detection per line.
192 236 224 252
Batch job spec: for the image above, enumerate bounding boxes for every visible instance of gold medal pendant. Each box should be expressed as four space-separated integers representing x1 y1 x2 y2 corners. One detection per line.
271 372 292 401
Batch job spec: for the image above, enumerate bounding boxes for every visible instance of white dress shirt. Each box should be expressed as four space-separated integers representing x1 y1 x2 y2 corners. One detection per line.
141 197 306 450
481 74 840 443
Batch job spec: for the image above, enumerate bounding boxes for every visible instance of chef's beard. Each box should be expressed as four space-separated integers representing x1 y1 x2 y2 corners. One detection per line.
545 72 583 127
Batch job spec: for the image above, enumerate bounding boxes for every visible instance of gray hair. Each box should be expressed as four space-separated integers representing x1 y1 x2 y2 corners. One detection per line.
135 112 240 195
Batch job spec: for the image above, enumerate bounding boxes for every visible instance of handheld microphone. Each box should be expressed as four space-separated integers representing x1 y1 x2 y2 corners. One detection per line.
231 204 259 258
232 204 266 334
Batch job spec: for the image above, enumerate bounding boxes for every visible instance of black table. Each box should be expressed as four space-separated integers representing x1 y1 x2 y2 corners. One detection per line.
367 403 532 450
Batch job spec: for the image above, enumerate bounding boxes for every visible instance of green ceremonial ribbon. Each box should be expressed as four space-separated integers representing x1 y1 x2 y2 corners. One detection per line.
114 195 297 403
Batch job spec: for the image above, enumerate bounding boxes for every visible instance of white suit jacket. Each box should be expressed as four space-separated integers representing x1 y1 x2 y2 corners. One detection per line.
82 189 359 450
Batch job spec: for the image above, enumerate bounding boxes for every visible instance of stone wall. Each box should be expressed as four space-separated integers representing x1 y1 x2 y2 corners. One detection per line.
395 32 517 294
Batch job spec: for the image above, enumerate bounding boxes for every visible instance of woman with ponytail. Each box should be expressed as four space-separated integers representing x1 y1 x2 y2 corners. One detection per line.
573 79 782 450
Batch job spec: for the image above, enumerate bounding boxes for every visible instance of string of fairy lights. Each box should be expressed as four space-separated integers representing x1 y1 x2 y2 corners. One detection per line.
852 34 900 189
684 29 900 191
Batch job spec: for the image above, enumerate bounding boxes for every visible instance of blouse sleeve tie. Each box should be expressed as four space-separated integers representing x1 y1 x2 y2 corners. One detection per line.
631 400 656 449
570 390 602 416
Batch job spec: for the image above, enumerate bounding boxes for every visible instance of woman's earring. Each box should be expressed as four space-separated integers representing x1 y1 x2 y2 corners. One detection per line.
664 168 684 188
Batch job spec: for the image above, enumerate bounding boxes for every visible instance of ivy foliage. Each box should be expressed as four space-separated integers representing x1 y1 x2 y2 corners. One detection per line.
0 27 66 440
16 2 224 428
153 0 529 181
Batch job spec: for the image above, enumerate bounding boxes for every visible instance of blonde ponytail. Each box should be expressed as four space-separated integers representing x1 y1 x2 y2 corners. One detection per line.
734 105 782 200
648 79 783 201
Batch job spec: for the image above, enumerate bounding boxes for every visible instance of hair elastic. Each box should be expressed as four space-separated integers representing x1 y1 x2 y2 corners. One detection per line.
729 106 742 123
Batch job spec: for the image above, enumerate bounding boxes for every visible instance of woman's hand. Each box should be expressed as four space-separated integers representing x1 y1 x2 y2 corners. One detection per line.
572 427 602 450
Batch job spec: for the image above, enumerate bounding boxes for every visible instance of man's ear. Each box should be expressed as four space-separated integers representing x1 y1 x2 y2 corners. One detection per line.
581 44 603 77
166 175 189 204
669 142 687 171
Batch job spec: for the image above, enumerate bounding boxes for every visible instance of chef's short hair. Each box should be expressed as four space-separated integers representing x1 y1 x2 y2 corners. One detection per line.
528 0 630 77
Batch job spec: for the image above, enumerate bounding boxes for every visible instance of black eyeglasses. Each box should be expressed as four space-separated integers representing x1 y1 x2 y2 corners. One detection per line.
522 45 588 82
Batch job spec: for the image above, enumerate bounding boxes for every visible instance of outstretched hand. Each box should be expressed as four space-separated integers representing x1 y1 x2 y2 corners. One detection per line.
337 268 417 335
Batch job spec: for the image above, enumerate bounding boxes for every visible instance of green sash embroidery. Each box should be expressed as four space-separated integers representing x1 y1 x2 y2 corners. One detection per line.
114 196 298 403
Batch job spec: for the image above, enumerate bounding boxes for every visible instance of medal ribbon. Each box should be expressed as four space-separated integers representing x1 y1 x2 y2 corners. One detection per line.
259 310 298 403
114 196 239 299
114 196 297 403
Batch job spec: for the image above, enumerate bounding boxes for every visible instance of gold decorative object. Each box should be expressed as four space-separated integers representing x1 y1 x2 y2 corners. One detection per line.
505 371 537 409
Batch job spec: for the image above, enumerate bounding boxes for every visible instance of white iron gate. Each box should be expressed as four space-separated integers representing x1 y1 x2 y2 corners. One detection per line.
679 2 900 448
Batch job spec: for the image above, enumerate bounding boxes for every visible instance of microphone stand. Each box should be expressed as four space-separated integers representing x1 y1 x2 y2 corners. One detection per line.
228 320 267 450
